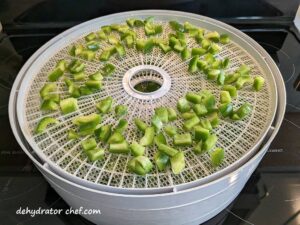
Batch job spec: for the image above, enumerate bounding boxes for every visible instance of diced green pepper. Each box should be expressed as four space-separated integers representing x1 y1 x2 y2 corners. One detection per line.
60 98 78 114
207 69 220 80
181 111 196 120
170 151 185 174
85 32 97 42
102 63 115 76
108 132 124 144
89 71 103 81
209 43 222 54
81 138 97 151
217 71 225 85
48 67 64 82
68 60 85 74
199 119 213 131
140 127 155 146
154 132 167 146
99 47 116 61
85 148 105 161
220 34 230 44
70 44 84 56
107 35 119 45
253 76 265 91
173 133 192 146
181 48 191 60
222 58 230 69
183 116 200 131
86 41 100 51
130 141 145 156
158 143 178 157
220 91 232 104
225 73 240 84
231 103 252 120
40 83 59 102
134 118 148 133
155 107 169 123
202 134 217 151
164 125 177 137
222 85 237 98
205 31 220 42
210 148 224 167
128 156 153 175
109 141 130 154
35 117 58 134
193 104 208 117
41 100 59 111
79 86 93 96
115 119 128 133
96 96 113 114
80 50 96 61
186 92 202 104
169 21 185 32
188 56 198 73
115 43 126 57
115 105 128 117
85 79 102 90
158 43 172 53
73 71 85 81
73 113 101 136
207 112 220 128
68 129 79 140
194 125 210 141
154 151 169 171
235 75 253 90
151 115 163 132
219 103 233 118
193 141 203 154
95 124 112 143
177 98 191 113
237 64 250 75
167 108 177 121
191 48 206 56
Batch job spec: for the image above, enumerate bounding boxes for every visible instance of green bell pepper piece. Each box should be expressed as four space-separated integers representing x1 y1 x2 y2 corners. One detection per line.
181 111 197 120
220 91 232 104
128 156 153 175
108 132 124 144
193 141 203 154
96 96 113 114
99 47 116 61
95 124 112 143
194 125 210 141
41 100 59 111
115 43 126 57
237 64 250 75
199 119 213 131
73 71 85 81
183 115 200 131
130 141 145 156
231 103 252 120
207 69 220 80
68 60 85 74
181 48 191 60
86 148 105 162
115 119 128 134
253 76 265 91
154 151 169 172
155 107 169 123
115 105 128 117
222 85 237 98
48 67 64 82
219 103 233 118
40 83 59 102
191 48 206 56
209 43 222 54
35 117 58 134
177 98 191 113
164 125 177 137
134 118 148 133
193 104 208 117
158 43 172 53
235 75 253 90
151 115 163 133
81 138 97 151
157 143 178 157
202 134 217 151
217 71 225 85
70 44 84 56
85 32 97 42
79 86 93 96
68 129 79 140
154 132 167 146
220 34 230 44
224 73 240 84
107 35 119 45
109 141 130 154
188 56 198 73
205 31 220 42
86 41 100 51
169 21 185 32
102 63 115 76
73 113 101 136
173 133 192 146
170 151 185 174
186 92 202 104
207 112 220 128
140 127 155 146
210 148 224 167
85 79 102 90
80 50 96 61
60 98 78 115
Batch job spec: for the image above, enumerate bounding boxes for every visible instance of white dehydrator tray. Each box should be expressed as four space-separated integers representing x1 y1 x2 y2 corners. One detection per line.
9 10 286 225
15 10 280 196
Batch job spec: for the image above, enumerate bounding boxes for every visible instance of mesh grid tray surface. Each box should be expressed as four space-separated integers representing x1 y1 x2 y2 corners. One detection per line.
16 11 277 191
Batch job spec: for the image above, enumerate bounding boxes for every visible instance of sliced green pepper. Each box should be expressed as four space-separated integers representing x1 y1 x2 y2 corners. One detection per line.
209 43 222 54
107 35 119 45
237 64 250 75
60 98 78 114
169 21 185 32
154 151 169 172
253 76 265 91
151 115 163 132
35 117 58 134
202 134 217 151
193 141 203 154
181 48 191 60
140 127 155 146
73 113 101 136
158 43 172 53
85 32 97 42
173 133 192 146
85 79 102 90
220 34 230 44
207 112 220 128
177 98 191 113
158 143 178 157
199 119 213 131
109 141 130 154
40 83 59 102
181 111 196 120
85 148 105 162
224 73 240 84
134 118 148 133
154 132 167 146
115 119 128 134
183 115 200 131
207 69 220 80
205 31 220 42
79 86 93 96
115 105 128 117
235 75 253 90
70 44 84 56
99 47 116 61
130 141 145 156
108 132 124 144
220 91 232 104
41 100 59 111
95 124 112 143
102 63 115 76
86 41 100 51
170 151 185 174
68 60 85 74
194 125 210 141
193 104 208 117
210 148 224 167
96 96 113 114
217 71 225 85
164 125 177 137
68 129 79 140
115 43 126 57
219 103 233 118
191 48 206 56
186 92 202 104
81 138 97 151
73 71 85 81
231 103 252 120
155 107 169 123
167 108 177 121
222 85 237 98
48 67 64 82
188 56 198 73
80 50 96 61
128 156 153 175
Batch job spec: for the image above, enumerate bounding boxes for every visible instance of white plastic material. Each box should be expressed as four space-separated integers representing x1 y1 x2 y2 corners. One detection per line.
9 10 285 225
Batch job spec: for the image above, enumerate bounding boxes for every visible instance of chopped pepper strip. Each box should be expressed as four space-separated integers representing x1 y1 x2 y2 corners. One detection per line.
115 119 128 134
253 76 265 91
99 47 116 61
181 111 197 120
73 71 85 81
140 127 155 146
68 60 85 74
202 134 217 151
68 129 79 140
48 67 64 82
128 156 153 175
188 56 198 73
151 115 163 133
194 126 210 141
134 118 148 133
40 83 59 102
186 92 202 104
81 138 97 151
85 32 97 42
96 97 113 114
207 112 220 128
154 151 169 172
115 105 128 117
193 104 208 117
205 31 220 42
41 100 59 111
181 48 191 60
222 85 237 98
164 125 177 137
219 103 233 118
184 116 200 131
210 148 224 167
35 117 58 134
60 98 78 115
167 108 177 121
102 63 115 76
158 143 178 157
109 141 130 154
173 133 192 146
177 98 191 113
193 141 203 154
199 119 213 131
72 113 101 136
220 91 232 104
231 103 252 120
130 141 145 156
170 151 185 174
108 132 124 144
86 148 105 162
95 125 112 143
235 75 253 90
154 132 167 146
191 48 206 56
220 34 230 44
155 107 169 123
85 79 102 91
